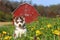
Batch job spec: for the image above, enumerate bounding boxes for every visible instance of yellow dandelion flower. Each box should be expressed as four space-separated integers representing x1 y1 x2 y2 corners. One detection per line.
47 24 52 28
36 30 42 36
4 36 9 40
2 31 7 35
9 36 12 39
4 36 12 40
52 30 60 36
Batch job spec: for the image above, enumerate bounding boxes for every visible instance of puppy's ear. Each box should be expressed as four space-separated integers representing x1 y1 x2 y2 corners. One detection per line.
13 17 16 21
13 17 15 25
21 16 25 21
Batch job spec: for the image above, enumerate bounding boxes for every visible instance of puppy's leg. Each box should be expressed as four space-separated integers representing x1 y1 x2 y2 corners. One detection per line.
19 31 23 37
19 33 22 37
14 30 19 39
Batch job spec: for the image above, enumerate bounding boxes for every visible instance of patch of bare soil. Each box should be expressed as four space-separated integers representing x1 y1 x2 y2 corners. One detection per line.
0 22 12 26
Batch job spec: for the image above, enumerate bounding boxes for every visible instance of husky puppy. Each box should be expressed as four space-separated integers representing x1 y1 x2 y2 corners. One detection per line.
13 16 26 39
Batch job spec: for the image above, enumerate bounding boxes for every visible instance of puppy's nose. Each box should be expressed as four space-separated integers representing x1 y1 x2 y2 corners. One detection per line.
19 24 21 27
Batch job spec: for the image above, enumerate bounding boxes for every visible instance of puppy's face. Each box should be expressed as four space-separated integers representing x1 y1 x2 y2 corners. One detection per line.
13 16 25 28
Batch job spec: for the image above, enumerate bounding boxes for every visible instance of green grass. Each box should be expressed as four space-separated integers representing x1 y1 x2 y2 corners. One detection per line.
0 17 60 40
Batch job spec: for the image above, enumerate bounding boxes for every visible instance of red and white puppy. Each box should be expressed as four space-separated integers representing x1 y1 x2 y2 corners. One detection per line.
13 16 26 39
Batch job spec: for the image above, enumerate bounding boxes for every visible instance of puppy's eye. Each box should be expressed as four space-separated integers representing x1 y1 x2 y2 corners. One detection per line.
16 20 18 23
20 21 23 23
16 21 18 23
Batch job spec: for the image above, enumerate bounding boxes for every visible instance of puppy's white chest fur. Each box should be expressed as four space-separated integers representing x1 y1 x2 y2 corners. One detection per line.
16 27 26 34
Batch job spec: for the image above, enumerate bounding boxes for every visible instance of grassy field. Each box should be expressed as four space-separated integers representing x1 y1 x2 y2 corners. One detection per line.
0 17 60 40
